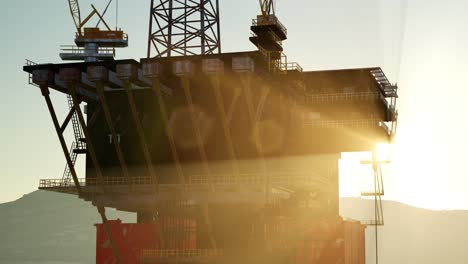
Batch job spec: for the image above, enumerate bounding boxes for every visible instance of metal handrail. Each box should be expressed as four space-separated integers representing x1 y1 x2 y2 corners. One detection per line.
252 15 288 36
303 119 382 128
304 91 380 102
284 62 303 72
60 45 114 55
140 249 223 259
39 171 331 189
75 31 129 41
25 59 38 87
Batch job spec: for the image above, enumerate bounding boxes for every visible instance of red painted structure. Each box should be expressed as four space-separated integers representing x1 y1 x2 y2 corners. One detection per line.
96 217 364 264
96 218 196 264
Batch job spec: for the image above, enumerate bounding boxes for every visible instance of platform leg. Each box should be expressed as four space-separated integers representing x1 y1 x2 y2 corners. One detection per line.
151 78 186 187
122 80 159 192
180 76 213 190
40 85 81 194
209 75 240 189
68 82 106 192
96 81 132 186
239 73 271 203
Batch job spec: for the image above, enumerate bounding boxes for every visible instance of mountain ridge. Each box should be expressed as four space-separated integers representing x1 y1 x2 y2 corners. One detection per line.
1 191 467 264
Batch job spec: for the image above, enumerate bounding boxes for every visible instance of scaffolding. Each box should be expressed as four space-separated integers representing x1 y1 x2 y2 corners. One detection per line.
147 0 221 57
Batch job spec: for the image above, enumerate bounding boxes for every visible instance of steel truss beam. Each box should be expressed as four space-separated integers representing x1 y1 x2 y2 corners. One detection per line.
147 0 221 57
151 78 186 187
39 84 121 263
239 73 271 203
95 81 132 186
122 80 159 192
209 75 240 188
179 76 217 249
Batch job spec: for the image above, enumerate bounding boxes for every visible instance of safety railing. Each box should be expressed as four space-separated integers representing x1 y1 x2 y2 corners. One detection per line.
304 91 380 103
140 249 223 259
302 119 382 128
284 62 303 73
39 171 330 189
252 15 288 36
60 45 115 56
75 31 129 41
362 219 384 226
25 59 39 87
370 68 398 98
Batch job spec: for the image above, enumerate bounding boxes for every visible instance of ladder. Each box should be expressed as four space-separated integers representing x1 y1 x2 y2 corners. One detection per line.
361 152 389 264
61 95 86 186
370 68 398 98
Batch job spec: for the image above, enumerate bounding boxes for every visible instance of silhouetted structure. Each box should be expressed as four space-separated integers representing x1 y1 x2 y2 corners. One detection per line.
23 0 397 263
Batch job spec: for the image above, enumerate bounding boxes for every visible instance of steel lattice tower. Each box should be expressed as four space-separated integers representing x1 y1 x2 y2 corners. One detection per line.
147 0 221 57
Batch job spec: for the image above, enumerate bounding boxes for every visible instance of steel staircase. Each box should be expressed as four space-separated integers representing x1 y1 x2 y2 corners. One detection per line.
61 95 86 186
370 68 398 98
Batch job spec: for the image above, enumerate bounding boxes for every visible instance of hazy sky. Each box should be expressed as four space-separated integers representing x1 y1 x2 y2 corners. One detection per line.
2 0 468 210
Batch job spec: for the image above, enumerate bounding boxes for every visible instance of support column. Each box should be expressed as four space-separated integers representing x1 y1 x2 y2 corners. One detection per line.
151 78 186 187
238 71 271 203
203 58 240 188
87 65 132 186
68 80 106 191
174 60 213 190
98 207 121 264
39 83 82 194
35 68 120 263
116 63 159 192
142 61 186 187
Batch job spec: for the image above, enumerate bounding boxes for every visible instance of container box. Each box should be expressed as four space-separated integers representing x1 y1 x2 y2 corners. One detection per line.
142 62 163 78
173 60 194 76
87 65 108 82
202 58 224 74
232 57 255 73
116 63 138 80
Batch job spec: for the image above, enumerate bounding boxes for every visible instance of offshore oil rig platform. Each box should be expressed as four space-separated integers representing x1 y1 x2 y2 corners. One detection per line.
23 0 398 263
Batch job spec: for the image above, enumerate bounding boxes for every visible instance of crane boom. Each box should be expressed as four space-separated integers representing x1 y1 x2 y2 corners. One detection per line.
68 0 82 33
259 0 275 16
61 0 127 61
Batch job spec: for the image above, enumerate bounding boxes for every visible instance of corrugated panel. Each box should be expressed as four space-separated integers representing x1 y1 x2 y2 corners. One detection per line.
344 221 366 264
95 218 196 264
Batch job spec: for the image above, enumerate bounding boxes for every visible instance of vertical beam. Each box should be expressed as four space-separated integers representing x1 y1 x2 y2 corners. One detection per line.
122 80 159 191
184 0 187 55
40 84 121 263
216 0 221 53
40 85 82 194
180 75 218 249
95 81 132 185
200 0 206 54
151 78 186 187
168 0 173 57
239 73 271 203
372 149 379 264
180 76 213 189
147 0 155 58
98 206 121 264
202 204 217 249
68 81 106 191
209 75 240 187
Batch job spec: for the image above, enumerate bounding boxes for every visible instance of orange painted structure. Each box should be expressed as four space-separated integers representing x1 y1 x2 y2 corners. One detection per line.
95 217 365 264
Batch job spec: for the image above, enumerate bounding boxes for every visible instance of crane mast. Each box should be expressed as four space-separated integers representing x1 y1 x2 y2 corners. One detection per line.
251 0 300 74
68 0 81 33
61 0 128 62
